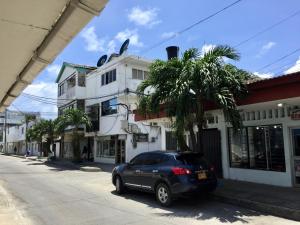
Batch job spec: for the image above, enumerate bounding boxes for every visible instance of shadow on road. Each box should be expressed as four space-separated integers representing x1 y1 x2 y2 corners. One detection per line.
111 189 264 223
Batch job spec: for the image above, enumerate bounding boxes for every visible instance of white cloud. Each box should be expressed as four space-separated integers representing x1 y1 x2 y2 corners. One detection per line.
107 40 116 55
284 57 300 74
201 44 216 55
257 41 276 57
161 32 177 39
46 64 60 75
80 27 144 55
80 26 105 52
253 72 274 79
115 29 143 47
128 7 161 28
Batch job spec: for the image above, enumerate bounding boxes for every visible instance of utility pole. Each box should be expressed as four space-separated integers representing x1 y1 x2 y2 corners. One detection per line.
3 108 7 153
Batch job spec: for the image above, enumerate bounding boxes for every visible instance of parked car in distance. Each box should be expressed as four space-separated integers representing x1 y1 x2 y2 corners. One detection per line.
112 150 217 206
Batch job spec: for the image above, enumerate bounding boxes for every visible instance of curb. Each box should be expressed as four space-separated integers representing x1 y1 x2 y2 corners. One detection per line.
212 193 300 221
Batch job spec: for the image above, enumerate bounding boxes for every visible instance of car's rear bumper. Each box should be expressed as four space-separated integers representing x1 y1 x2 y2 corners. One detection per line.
170 178 217 195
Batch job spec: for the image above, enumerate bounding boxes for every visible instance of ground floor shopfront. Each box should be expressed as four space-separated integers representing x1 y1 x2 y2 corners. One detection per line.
135 72 300 187
224 99 300 187
90 132 161 164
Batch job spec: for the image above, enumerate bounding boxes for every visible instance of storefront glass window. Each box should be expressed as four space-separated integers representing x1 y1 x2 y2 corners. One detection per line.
97 139 116 158
228 125 285 172
228 128 249 168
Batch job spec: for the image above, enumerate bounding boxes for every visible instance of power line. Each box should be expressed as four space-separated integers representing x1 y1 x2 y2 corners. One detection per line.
20 91 123 106
234 9 300 48
257 47 300 72
21 91 122 101
141 0 243 55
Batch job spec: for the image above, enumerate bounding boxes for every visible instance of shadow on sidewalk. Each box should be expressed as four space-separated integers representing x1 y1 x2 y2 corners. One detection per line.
111 190 264 223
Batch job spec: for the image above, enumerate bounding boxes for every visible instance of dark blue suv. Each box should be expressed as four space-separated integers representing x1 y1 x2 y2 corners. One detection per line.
112 151 217 206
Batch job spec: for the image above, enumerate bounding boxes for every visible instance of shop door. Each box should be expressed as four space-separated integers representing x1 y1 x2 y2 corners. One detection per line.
115 140 126 164
291 128 300 187
202 129 223 178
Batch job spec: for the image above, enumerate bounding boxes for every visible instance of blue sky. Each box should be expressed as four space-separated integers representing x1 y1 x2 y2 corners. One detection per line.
10 0 300 118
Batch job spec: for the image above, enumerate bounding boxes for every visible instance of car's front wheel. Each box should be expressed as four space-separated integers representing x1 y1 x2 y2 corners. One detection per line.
115 176 125 195
156 183 172 207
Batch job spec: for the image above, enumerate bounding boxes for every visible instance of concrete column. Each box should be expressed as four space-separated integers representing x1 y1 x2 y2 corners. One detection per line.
282 123 293 186
161 125 166 151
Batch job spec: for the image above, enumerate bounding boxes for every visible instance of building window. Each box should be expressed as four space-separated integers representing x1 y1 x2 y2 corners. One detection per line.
101 69 116 86
78 74 86 87
58 83 65 96
101 98 117 116
228 125 286 172
67 75 76 89
96 138 116 158
86 104 99 132
132 68 149 80
228 128 249 168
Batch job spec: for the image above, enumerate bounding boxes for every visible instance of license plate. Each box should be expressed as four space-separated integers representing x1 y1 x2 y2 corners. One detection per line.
197 171 207 180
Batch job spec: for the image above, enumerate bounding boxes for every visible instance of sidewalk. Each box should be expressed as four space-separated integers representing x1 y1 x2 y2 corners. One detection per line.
0 180 32 225
213 179 300 221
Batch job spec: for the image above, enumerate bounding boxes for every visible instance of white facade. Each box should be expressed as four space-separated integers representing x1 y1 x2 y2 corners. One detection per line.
56 63 96 159
85 55 161 164
5 121 39 156
144 97 300 187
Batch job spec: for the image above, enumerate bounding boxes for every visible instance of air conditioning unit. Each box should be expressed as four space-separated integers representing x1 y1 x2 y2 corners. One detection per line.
129 124 140 133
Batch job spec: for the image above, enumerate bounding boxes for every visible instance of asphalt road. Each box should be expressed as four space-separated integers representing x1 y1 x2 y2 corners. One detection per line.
0 155 299 225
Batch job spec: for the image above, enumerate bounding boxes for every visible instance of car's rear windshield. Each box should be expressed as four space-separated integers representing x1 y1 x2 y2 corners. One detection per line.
176 154 208 166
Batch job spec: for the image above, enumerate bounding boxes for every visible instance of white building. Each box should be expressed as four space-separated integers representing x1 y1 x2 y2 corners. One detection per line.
135 71 300 188
85 54 161 164
5 121 40 156
0 110 25 151
56 62 97 158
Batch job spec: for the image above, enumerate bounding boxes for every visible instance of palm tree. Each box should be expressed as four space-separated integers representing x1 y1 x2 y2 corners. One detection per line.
138 45 253 153
54 116 66 158
24 114 36 154
26 121 43 156
57 109 91 161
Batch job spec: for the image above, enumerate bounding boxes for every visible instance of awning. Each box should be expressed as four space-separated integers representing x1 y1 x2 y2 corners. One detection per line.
0 0 108 112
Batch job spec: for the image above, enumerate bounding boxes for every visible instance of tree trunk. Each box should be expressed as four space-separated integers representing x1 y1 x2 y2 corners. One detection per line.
72 128 81 162
177 134 190 152
195 94 205 154
187 121 197 152
60 134 64 158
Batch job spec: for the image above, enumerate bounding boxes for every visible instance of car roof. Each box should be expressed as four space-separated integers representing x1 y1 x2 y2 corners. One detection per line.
140 150 202 157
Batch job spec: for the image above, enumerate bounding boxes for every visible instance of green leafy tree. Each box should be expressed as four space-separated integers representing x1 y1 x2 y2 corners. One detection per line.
24 114 36 153
26 121 43 155
56 109 91 161
138 45 253 153
26 119 57 156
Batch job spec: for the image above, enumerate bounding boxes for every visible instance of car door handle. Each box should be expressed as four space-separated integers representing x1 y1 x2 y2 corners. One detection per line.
152 170 158 173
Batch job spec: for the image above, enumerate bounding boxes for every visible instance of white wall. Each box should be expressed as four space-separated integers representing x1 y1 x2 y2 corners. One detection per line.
86 56 163 164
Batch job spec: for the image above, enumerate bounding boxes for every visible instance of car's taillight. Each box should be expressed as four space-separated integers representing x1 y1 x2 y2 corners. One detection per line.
172 167 191 175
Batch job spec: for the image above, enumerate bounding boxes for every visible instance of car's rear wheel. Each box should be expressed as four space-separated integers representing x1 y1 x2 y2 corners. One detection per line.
156 183 172 207
115 176 125 195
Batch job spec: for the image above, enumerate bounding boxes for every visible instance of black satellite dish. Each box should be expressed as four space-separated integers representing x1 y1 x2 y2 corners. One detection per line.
119 39 130 55
97 54 107 67
107 53 120 62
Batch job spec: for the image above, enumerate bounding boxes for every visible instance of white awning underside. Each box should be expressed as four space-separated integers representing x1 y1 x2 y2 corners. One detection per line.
0 0 108 112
